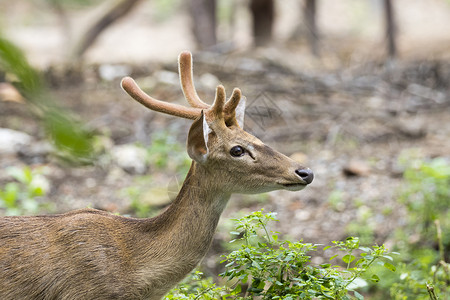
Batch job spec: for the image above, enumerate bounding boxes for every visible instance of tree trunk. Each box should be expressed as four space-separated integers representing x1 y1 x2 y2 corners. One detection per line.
250 0 274 47
188 0 217 49
303 0 319 56
383 0 397 58
71 0 144 60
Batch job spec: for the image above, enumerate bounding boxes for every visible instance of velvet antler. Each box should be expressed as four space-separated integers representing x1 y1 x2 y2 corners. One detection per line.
121 51 244 126
121 77 201 120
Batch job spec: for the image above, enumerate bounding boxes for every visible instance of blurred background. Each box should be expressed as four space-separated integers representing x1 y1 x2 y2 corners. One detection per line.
0 0 449 298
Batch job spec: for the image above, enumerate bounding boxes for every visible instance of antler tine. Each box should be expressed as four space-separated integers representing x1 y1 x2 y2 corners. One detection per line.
121 77 201 120
178 51 210 109
224 88 242 113
207 85 226 120
223 88 245 127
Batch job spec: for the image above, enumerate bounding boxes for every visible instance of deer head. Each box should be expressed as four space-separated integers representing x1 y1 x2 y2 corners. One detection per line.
121 51 313 195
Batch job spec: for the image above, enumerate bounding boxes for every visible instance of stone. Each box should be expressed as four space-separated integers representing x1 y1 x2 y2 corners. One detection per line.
343 160 371 177
0 128 33 155
111 144 148 174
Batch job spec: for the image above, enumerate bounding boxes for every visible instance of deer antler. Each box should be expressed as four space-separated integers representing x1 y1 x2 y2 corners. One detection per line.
121 51 244 125
178 51 243 114
178 51 210 109
121 77 201 120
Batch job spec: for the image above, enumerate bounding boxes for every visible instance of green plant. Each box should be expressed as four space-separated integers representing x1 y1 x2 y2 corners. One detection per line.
0 166 51 216
222 210 395 299
391 157 449 299
165 271 227 299
166 210 396 299
399 157 449 240
363 156 450 300
386 220 449 300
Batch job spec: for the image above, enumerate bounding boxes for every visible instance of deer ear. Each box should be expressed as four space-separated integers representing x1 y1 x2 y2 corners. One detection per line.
187 111 211 163
235 95 246 128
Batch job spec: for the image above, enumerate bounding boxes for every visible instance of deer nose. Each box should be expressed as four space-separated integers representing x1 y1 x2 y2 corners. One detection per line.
295 168 314 184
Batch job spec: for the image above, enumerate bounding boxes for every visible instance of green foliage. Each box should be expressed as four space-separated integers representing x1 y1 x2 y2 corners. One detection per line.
359 156 450 300
166 210 395 300
399 157 449 240
391 158 450 299
222 211 394 299
388 157 449 299
0 37 95 162
0 166 51 216
165 271 226 299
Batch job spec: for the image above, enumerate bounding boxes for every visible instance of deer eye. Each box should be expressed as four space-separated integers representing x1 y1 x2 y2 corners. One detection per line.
230 146 245 157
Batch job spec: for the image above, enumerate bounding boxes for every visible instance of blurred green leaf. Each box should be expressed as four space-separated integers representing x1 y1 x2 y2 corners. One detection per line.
1 182 19 207
0 36 94 162
343 254 356 264
383 262 396 272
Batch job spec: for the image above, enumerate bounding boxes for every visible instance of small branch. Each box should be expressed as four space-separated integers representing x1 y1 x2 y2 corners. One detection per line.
71 0 144 60
434 220 449 284
259 219 271 243
426 284 439 300
434 220 445 263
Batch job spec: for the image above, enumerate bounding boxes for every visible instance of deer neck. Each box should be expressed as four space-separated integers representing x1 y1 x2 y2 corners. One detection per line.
136 162 230 288
154 161 230 242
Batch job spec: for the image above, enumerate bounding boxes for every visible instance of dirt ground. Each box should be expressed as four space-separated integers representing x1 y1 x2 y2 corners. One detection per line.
1 0 449 278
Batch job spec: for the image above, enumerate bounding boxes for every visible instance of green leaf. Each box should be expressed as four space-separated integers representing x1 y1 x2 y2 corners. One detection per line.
3 183 19 207
252 261 262 269
358 247 371 252
383 262 396 272
31 186 44 197
342 254 356 264
329 254 339 261
371 274 380 283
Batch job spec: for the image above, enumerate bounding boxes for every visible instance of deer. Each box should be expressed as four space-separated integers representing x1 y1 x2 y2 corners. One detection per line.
0 51 313 300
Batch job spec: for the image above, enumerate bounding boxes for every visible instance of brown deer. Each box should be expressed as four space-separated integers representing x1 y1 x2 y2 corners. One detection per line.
0 51 313 300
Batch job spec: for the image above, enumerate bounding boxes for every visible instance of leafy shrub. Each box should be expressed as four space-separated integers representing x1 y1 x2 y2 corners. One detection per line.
362 156 449 299
165 210 396 299
399 157 449 244
164 271 225 299
387 157 449 299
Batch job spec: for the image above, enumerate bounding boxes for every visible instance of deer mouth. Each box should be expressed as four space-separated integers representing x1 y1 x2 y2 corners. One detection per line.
280 182 308 191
